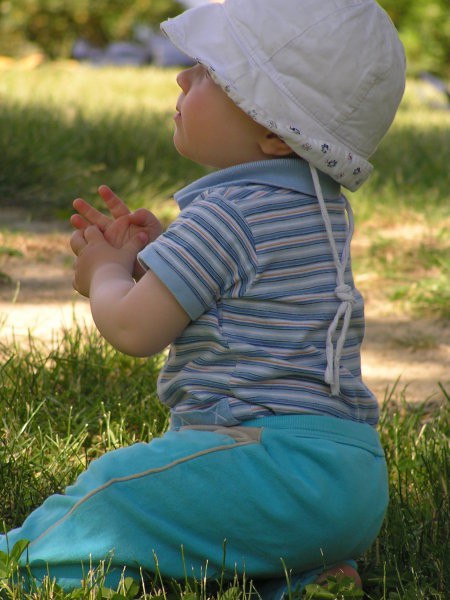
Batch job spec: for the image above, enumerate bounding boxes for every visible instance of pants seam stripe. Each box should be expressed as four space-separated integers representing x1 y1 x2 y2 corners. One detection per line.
29 439 257 549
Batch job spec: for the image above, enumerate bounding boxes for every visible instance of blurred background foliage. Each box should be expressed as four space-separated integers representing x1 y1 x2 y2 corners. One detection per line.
380 0 449 78
0 0 448 77
0 0 184 59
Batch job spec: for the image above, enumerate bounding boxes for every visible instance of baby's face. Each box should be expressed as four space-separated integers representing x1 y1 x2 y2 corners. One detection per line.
173 64 270 168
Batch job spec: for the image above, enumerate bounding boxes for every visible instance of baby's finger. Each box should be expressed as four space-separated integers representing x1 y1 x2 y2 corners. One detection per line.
70 229 87 256
73 198 111 232
129 209 163 239
130 208 160 226
98 186 131 219
70 213 89 230
124 231 149 254
84 225 104 243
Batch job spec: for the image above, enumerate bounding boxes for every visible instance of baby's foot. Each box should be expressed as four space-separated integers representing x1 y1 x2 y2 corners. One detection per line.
253 562 361 600
316 562 362 588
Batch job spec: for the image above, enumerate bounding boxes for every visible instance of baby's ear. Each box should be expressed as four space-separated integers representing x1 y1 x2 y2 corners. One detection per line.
259 131 294 157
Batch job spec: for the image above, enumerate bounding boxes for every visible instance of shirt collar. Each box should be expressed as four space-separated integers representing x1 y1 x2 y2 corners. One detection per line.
174 158 342 210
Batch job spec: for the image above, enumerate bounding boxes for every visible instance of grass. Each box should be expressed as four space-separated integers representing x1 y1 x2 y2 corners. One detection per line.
1 62 449 318
0 62 204 223
0 63 448 223
0 327 166 529
352 225 450 319
0 63 449 598
0 326 448 599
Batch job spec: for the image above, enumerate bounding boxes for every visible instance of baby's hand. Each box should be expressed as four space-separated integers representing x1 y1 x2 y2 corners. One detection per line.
72 225 147 297
70 186 163 277
71 186 163 247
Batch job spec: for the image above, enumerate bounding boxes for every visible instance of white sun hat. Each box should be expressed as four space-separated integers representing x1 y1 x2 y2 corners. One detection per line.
161 0 405 192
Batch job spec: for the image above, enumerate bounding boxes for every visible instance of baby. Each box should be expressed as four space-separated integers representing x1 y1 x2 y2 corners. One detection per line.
1 0 405 596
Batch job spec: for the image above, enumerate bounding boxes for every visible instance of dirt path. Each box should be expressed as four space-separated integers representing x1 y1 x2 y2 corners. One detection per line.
1 209 449 406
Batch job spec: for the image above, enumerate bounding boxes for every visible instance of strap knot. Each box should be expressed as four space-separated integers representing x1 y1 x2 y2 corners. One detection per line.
309 165 356 398
334 284 355 303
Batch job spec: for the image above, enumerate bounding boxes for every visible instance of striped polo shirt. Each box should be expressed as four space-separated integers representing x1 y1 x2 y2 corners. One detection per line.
138 158 378 428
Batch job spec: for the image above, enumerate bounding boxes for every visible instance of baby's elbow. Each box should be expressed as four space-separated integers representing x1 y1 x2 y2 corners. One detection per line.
108 330 165 357
93 317 163 357
119 342 161 358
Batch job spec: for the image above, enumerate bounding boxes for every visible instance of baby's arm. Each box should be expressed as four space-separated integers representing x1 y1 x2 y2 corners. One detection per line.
73 225 189 357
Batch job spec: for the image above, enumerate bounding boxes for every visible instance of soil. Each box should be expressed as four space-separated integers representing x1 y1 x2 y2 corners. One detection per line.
1 208 449 407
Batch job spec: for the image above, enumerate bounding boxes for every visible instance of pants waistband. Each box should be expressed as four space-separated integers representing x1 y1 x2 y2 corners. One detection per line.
240 414 383 455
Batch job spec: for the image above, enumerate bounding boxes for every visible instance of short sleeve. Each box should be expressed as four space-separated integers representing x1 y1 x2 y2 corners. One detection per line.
138 194 257 320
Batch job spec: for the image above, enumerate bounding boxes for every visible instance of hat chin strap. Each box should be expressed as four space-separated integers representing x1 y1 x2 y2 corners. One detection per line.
309 165 356 397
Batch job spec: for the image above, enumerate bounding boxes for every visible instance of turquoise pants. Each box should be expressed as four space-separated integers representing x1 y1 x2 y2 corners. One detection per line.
0 415 388 591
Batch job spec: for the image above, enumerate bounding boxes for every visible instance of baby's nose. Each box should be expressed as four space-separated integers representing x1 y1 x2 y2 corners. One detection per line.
176 70 189 92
